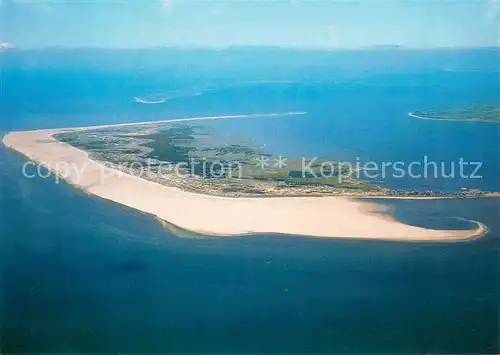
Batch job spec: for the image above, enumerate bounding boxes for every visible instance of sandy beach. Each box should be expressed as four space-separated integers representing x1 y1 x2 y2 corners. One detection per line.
2 114 488 241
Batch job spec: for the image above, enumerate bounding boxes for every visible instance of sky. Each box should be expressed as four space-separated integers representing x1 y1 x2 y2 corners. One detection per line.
1 0 499 49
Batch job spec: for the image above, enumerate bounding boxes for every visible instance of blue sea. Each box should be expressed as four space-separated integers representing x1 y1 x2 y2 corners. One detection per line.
1 48 499 353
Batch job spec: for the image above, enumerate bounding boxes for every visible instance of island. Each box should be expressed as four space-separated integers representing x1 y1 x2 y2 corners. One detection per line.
2 113 491 241
409 106 500 123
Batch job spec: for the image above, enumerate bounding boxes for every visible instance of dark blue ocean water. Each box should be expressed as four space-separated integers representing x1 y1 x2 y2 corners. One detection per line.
1 48 499 353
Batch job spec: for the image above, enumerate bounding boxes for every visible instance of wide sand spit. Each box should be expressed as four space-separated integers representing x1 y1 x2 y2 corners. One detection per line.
3 113 489 241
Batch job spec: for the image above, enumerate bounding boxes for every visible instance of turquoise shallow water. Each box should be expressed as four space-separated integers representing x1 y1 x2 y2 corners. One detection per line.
1 48 499 353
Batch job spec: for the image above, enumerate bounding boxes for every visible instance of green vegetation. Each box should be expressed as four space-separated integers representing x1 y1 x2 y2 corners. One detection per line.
135 127 195 164
55 121 381 195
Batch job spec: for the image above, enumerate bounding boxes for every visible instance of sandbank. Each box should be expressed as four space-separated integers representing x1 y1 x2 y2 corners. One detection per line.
2 114 489 241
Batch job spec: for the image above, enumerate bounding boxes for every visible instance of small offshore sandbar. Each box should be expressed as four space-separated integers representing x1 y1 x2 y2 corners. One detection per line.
409 110 500 124
2 115 488 242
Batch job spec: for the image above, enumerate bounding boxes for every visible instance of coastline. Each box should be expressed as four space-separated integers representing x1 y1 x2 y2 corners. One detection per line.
41 112 309 133
2 115 491 241
408 112 500 124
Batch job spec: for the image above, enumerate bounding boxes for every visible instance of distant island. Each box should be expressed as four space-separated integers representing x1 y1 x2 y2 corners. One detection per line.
0 41 15 51
409 106 500 123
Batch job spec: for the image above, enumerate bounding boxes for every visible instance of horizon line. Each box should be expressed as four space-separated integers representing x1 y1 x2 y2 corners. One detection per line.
2 44 500 51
